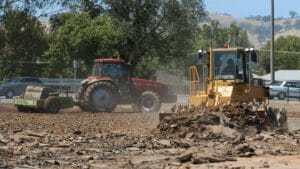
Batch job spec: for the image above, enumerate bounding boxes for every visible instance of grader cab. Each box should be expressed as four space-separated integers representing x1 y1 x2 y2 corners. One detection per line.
185 47 287 128
189 47 267 106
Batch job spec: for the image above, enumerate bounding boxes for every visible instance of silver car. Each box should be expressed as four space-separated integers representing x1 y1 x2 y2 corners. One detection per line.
0 77 44 98
269 80 300 100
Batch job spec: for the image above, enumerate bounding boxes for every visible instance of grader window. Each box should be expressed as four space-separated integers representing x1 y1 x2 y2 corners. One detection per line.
214 51 238 80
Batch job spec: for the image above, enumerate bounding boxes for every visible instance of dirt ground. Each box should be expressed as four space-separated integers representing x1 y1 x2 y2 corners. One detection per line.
0 102 300 169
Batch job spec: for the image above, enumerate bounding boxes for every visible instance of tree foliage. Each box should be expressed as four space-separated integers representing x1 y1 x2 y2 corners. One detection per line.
0 0 255 80
259 36 300 74
104 0 205 71
196 21 250 49
289 11 298 19
0 0 61 17
0 10 48 79
44 13 123 77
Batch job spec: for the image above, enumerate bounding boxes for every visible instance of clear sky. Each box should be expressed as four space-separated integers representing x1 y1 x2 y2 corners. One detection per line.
205 0 300 18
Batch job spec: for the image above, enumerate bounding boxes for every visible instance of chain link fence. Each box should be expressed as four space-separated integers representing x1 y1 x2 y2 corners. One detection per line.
0 77 83 103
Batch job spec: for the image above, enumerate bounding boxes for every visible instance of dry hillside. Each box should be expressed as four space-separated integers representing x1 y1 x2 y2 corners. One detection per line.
207 13 300 48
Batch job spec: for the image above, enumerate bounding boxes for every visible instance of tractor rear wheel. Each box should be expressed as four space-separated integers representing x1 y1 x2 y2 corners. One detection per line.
83 81 118 112
134 91 161 113
44 96 60 113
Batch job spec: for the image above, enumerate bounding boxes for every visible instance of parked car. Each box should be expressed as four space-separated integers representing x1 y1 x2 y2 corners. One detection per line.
0 77 44 98
269 80 300 100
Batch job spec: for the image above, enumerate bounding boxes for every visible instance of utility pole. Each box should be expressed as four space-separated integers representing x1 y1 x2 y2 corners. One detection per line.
73 60 77 94
270 0 275 83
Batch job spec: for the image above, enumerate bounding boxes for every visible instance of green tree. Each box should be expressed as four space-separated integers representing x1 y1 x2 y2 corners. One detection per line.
0 0 61 17
289 11 298 19
0 10 48 79
104 0 205 77
44 13 123 77
61 0 103 18
196 21 250 49
259 36 300 73
1 0 206 79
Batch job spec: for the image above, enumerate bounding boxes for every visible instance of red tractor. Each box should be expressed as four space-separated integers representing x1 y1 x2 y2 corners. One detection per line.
77 58 177 112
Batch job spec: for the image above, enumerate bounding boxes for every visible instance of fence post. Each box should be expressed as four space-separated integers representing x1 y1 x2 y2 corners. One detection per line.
287 86 289 103
299 88 300 101
73 60 77 93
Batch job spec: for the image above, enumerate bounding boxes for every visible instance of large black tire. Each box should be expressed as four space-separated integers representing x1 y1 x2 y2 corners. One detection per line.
278 92 286 100
83 81 118 112
135 91 161 113
43 96 60 113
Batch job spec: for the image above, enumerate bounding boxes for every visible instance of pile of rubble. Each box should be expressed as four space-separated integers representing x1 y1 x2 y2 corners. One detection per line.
157 103 286 138
149 103 300 166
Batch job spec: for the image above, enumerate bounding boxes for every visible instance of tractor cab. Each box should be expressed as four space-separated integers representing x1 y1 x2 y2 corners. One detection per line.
91 59 130 90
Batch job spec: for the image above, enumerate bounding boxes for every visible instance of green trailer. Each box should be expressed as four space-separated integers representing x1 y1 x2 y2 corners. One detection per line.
14 85 76 113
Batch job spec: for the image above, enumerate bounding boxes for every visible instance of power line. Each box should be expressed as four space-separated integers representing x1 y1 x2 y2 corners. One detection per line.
259 49 300 55
0 60 49 64
188 50 300 56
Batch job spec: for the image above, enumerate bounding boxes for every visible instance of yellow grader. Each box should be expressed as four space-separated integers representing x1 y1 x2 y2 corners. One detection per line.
183 47 287 128
189 47 266 106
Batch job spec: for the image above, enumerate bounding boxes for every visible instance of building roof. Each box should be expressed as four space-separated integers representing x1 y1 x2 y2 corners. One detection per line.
255 70 300 81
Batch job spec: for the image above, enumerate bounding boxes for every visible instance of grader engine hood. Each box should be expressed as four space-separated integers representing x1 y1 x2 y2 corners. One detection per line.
217 86 233 97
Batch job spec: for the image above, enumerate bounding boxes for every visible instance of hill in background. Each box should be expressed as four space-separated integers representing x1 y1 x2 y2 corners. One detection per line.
205 13 300 48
